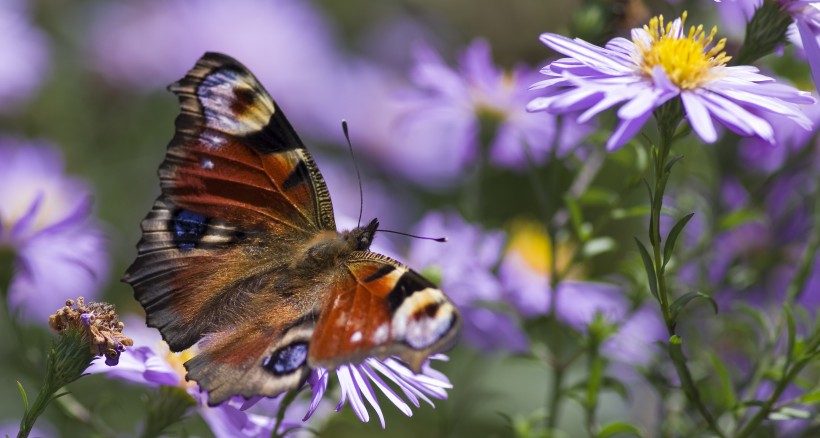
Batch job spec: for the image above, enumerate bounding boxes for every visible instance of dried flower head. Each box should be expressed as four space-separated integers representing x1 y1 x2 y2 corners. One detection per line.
48 297 133 366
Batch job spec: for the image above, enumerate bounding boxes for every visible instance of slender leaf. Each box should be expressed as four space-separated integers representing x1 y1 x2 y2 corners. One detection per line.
565 195 584 238
663 213 695 268
634 238 659 301
611 205 652 220
799 390 820 405
582 237 616 258
709 352 737 410
769 407 811 420
601 376 629 400
670 291 718 325
664 154 685 173
785 305 796 364
579 187 617 206
17 381 29 414
597 422 643 438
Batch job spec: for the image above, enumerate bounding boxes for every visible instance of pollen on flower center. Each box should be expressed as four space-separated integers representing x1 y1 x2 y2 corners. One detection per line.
633 12 731 90
164 346 198 388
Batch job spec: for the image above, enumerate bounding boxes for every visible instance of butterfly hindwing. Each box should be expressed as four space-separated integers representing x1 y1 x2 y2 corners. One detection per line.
309 253 460 373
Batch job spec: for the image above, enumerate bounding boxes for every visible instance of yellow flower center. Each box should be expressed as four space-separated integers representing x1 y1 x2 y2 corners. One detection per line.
506 220 584 279
507 221 552 274
163 344 198 389
633 12 731 90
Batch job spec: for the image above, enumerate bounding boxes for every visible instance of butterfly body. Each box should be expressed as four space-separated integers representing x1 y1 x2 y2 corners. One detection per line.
124 52 460 405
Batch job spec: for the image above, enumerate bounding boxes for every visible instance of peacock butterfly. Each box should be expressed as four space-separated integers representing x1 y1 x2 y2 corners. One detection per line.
123 52 461 405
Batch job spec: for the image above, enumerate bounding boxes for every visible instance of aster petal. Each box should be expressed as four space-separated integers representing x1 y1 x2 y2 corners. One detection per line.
365 359 430 407
681 91 718 143
539 33 633 74
578 91 634 122
796 17 820 90
699 92 774 141
604 37 638 59
9 189 44 241
337 366 369 422
303 368 329 421
350 364 385 428
359 363 413 417
607 110 653 151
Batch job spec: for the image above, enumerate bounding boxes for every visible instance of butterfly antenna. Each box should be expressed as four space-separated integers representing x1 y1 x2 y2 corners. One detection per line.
342 120 364 228
379 229 448 242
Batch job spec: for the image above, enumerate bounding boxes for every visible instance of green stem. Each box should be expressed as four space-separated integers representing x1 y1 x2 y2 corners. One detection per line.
271 388 301 438
647 102 726 438
18 330 94 438
584 341 603 436
546 365 565 431
735 334 820 438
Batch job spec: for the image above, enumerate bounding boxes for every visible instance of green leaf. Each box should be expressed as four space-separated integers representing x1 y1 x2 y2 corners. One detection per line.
662 213 694 268
664 155 684 173
634 238 659 301
798 390 820 405
709 352 736 410
600 376 630 401
717 208 763 231
769 407 811 420
596 422 643 438
785 304 796 364
564 195 586 240
17 381 29 414
579 187 617 206
670 291 718 325
611 205 651 220
582 238 616 258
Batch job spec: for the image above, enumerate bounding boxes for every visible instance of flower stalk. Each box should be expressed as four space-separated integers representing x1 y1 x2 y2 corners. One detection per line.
641 101 727 438
17 327 95 438
17 298 132 438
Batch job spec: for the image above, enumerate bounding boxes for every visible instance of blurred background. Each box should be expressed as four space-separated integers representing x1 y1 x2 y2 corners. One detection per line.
1 0 818 436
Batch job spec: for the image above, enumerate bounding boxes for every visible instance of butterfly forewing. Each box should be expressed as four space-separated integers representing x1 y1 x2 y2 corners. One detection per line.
163 52 335 232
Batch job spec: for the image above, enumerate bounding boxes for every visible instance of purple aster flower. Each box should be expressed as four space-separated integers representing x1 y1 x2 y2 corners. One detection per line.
528 12 815 150
0 139 108 323
405 211 528 352
86 0 345 138
719 0 820 89
389 39 570 185
302 355 451 429
781 1 820 87
0 3 50 110
499 221 665 366
88 316 306 437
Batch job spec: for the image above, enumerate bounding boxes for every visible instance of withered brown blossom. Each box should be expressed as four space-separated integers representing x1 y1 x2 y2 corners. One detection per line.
48 297 134 366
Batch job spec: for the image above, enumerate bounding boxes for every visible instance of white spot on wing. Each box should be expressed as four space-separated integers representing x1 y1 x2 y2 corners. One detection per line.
201 159 214 169
372 324 389 344
350 331 362 343
391 287 455 350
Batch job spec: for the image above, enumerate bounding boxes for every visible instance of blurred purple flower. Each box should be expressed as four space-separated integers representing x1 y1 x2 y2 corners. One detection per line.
88 317 307 437
0 139 108 323
405 211 528 352
717 0 820 89
739 101 820 172
528 13 815 150
0 4 50 110
786 2 820 88
303 355 451 429
86 0 349 138
390 39 564 185
499 221 664 366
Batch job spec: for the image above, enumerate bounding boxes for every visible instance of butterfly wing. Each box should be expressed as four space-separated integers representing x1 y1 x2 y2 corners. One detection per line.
309 252 461 373
124 52 335 352
184 251 460 405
